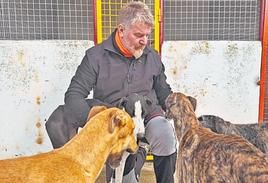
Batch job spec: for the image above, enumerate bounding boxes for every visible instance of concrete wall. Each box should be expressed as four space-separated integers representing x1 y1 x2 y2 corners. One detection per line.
0 40 261 159
0 40 94 159
162 41 261 124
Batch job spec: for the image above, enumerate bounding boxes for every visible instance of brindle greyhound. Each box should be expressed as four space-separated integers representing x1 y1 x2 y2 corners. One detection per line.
165 92 268 183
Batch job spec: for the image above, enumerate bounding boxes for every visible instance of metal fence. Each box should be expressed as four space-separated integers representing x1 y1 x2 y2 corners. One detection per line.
0 0 262 41
98 0 156 47
0 0 94 40
164 0 261 41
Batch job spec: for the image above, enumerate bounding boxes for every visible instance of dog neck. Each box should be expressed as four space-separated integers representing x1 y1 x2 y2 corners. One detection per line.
174 109 199 142
56 114 118 182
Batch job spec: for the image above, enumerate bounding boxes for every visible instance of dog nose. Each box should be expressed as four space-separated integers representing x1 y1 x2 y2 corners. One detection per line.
165 110 171 119
137 132 145 140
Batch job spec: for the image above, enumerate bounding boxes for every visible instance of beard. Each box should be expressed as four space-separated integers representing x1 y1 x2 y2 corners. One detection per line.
132 45 145 59
122 38 145 59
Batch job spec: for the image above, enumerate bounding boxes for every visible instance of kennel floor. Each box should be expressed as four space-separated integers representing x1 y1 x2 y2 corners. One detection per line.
96 162 155 183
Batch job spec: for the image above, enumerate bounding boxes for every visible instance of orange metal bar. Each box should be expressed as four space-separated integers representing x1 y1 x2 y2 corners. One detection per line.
259 0 268 122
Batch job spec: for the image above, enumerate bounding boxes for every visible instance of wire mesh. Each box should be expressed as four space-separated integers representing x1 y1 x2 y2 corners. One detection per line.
164 0 261 41
0 0 94 40
1 0 261 41
100 0 155 47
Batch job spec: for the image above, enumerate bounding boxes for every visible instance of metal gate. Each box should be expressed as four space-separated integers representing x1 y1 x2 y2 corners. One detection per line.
93 0 161 52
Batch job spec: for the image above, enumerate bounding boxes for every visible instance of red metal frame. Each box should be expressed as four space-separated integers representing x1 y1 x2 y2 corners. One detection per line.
159 0 164 55
258 0 268 122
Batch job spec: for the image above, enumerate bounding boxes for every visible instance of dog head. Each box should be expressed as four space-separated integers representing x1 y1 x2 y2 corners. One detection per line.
165 92 197 120
165 92 197 140
106 108 139 168
198 115 231 133
117 93 154 119
87 105 108 120
117 93 155 138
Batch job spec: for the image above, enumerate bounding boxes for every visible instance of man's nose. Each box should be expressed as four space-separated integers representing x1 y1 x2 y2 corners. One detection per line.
139 36 148 45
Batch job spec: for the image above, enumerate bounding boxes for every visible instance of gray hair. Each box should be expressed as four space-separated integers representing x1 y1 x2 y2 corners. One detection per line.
117 1 154 27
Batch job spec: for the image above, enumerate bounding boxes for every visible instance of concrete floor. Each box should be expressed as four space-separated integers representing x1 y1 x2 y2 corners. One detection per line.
96 162 155 183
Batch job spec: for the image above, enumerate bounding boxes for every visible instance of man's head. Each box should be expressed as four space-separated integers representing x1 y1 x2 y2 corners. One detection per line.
117 1 154 59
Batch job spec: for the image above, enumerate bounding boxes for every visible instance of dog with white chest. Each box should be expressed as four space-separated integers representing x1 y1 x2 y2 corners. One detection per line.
109 93 156 183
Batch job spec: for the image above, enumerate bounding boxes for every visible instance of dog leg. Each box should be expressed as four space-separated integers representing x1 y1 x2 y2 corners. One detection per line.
114 152 129 183
133 101 145 138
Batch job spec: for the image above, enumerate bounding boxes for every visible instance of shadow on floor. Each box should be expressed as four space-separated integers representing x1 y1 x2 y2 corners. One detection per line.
96 162 155 183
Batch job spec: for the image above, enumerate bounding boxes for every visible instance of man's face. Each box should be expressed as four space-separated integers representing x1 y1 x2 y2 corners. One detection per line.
118 21 152 58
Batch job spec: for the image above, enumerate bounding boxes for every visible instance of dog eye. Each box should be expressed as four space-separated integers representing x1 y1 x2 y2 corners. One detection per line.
168 103 176 108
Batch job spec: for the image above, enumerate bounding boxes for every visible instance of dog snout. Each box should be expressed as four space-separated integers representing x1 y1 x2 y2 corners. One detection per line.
126 144 138 154
126 148 136 154
165 109 172 119
127 137 138 154
137 132 145 140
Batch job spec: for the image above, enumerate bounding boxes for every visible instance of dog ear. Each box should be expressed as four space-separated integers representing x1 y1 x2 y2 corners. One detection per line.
108 111 126 133
117 97 128 109
187 96 197 111
144 96 152 105
87 106 108 121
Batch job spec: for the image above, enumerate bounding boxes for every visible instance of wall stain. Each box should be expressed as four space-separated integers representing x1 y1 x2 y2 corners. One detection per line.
171 66 177 75
36 96 41 105
36 121 41 128
35 119 43 145
36 134 43 145
17 50 26 66
0 49 37 93
224 43 239 62
191 41 211 55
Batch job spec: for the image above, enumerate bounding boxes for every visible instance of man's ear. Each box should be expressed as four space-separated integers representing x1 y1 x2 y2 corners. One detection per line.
87 106 107 121
117 24 125 37
187 96 197 111
108 111 126 133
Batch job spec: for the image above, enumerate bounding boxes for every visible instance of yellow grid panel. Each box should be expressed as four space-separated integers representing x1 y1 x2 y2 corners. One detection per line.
96 0 160 52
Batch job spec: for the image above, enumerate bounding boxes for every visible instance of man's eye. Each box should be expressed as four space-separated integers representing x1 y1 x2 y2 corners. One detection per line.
135 34 143 38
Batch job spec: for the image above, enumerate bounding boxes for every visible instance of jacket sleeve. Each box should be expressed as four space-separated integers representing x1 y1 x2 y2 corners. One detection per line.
64 51 98 125
153 62 172 111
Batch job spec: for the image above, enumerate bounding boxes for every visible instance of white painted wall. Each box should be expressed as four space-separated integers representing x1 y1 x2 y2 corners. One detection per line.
0 40 94 159
0 40 262 159
162 41 262 124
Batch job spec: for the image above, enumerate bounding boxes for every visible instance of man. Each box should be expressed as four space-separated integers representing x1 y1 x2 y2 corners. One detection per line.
45 2 176 183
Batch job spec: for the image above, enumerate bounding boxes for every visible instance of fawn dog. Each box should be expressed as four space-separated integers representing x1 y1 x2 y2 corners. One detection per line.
198 115 268 153
0 106 138 183
165 92 268 183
